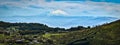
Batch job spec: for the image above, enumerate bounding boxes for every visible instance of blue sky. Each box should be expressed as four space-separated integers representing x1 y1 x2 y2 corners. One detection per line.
0 0 120 28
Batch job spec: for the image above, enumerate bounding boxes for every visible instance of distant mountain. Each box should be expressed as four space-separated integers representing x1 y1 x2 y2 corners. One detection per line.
0 16 118 28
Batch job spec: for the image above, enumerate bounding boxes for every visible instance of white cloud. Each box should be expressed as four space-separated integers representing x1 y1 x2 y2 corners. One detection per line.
50 9 69 15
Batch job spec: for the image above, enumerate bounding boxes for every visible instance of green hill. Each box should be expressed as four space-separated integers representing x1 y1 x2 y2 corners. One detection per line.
41 20 120 45
0 20 120 45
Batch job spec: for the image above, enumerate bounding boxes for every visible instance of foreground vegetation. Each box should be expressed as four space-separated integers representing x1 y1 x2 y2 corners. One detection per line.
0 20 120 45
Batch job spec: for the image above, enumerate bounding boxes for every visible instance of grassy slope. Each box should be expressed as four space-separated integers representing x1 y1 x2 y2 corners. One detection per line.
42 20 120 45
89 20 120 45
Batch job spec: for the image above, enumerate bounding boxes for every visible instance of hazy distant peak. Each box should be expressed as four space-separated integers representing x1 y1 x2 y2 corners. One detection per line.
50 9 69 16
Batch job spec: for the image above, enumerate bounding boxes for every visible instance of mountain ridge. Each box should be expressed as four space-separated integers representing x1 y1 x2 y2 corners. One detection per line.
0 16 118 28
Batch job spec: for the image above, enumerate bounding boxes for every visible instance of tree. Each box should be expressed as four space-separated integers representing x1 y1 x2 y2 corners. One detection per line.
87 26 91 29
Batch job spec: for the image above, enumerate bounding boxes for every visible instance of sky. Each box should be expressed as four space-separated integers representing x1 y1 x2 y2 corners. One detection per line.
0 0 120 17
0 0 120 28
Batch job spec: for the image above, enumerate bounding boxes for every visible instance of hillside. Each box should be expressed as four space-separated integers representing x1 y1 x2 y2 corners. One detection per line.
0 20 120 45
40 20 120 45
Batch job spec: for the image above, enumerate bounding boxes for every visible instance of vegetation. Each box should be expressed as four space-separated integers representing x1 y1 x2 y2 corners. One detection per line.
0 20 120 45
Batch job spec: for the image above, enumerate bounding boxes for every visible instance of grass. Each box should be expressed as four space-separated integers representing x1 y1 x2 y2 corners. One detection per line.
42 33 66 38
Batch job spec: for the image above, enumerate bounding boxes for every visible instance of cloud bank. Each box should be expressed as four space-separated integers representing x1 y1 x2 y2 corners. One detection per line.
0 0 120 18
